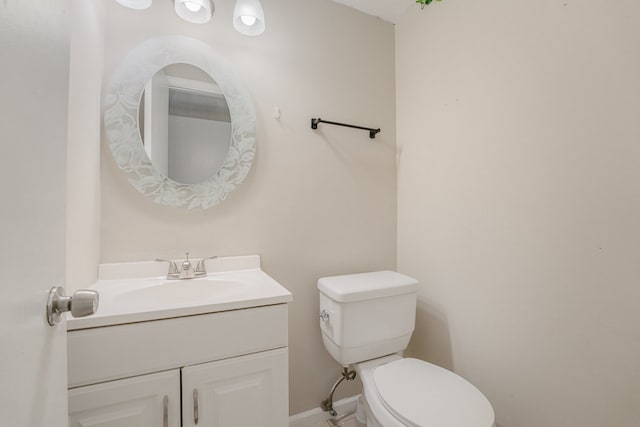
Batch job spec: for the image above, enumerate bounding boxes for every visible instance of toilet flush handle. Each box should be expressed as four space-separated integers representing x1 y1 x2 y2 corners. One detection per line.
319 310 330 322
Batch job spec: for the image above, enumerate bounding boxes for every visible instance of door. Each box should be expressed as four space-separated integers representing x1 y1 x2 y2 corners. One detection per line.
144 70 170 176
69 370 181 427
181 348 289 427
0 1 71 426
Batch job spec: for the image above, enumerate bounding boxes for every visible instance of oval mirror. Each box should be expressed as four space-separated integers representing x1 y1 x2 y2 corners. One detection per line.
104 36 256 209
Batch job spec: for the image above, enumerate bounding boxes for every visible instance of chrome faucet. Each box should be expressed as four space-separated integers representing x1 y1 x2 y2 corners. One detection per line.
156 254 217 280
155 258 179 279
194 256 218 278
179 253 195 279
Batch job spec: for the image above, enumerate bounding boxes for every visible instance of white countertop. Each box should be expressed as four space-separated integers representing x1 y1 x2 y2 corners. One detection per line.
67 256 292 330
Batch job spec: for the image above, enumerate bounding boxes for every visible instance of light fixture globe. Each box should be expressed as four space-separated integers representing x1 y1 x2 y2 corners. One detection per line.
233 0 265 36
174 0 214 24
115 0 153 10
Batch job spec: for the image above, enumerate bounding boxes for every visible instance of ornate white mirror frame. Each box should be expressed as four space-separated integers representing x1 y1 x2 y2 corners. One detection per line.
103 36 256 209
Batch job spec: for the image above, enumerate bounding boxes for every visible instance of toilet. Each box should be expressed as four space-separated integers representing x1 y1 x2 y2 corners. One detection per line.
318 271 495 427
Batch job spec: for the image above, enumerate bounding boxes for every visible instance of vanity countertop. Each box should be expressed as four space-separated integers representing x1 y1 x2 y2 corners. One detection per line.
67 256 292 330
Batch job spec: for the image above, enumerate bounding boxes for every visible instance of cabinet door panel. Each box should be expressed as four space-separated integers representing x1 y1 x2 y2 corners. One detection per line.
69 370 180 427
182 348 288 427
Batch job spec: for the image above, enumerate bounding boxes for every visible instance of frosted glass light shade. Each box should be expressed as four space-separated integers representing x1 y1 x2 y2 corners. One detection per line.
174 0 214 24
233 0 265 36
115 0 152 10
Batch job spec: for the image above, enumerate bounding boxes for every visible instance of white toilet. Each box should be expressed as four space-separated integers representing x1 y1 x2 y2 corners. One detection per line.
318 271 495 427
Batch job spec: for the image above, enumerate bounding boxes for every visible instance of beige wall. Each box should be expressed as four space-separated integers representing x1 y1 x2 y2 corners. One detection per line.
67 0 105 292
397 1 640 426
100 0 396 414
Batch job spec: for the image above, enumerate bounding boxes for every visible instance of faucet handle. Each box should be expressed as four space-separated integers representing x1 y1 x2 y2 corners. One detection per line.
182 252 193 269
156 258 179 278
179 253 195 279
195 256 218 276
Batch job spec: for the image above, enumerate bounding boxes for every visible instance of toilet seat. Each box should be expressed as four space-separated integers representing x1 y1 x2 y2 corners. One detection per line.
357 356 495 427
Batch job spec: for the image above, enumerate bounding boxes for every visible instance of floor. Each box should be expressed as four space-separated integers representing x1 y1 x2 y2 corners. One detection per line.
311 413 365 427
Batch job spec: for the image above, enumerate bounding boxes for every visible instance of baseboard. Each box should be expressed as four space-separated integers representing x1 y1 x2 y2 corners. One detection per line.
289 395 360 427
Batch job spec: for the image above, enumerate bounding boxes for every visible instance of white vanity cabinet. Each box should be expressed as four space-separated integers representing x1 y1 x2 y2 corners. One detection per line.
181 348 288 427
67 303 290 427
69 348 288 427
69 370 181 427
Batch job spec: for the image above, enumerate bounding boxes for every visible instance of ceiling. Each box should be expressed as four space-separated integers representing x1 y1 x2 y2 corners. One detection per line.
332 0 415 24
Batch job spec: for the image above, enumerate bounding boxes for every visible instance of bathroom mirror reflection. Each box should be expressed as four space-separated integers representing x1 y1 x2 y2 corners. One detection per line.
138 64 232 185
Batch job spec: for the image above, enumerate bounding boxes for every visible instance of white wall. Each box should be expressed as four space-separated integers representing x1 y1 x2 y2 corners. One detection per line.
100 0 396 414
66 0 105 292
167 115 231 184
396 1 640 426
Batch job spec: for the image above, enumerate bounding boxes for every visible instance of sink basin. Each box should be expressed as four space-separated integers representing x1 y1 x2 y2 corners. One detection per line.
66 256 293 330
115 278 250 307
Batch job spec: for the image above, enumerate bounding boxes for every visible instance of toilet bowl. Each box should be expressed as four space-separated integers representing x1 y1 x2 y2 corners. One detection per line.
355 355 494 427
318 271 495 427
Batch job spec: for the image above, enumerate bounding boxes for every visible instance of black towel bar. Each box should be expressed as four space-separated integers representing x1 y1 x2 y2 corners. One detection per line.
311 118 381 139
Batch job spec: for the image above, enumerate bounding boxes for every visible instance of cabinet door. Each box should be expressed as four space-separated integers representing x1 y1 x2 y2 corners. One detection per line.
182 348 289 427
69 370 180 427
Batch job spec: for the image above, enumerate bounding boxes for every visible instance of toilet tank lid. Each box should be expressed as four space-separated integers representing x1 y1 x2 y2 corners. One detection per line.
318 271 418 302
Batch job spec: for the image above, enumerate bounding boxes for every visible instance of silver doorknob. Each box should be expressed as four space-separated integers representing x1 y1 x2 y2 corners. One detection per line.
47 286 99 326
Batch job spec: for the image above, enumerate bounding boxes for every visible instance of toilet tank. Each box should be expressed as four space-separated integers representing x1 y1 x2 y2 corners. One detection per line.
318 271 418 366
